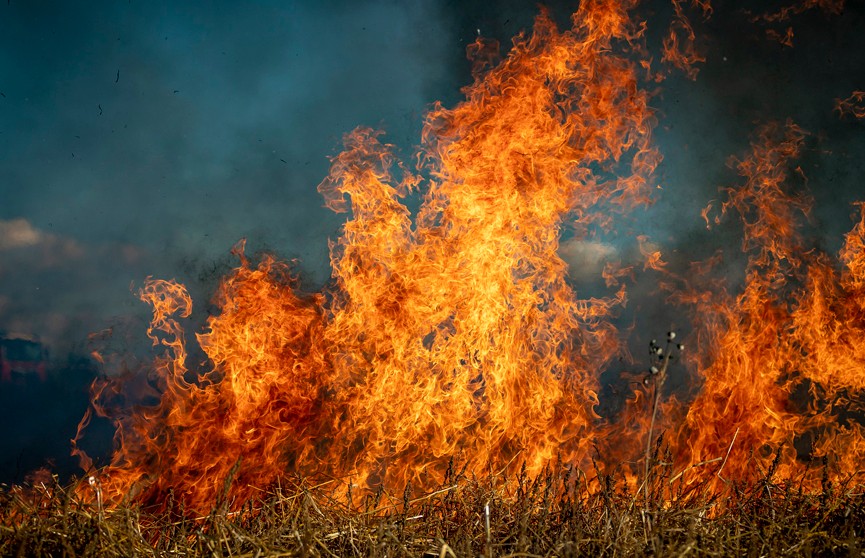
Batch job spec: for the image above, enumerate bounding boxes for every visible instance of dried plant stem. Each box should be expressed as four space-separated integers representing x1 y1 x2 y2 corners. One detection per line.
668 457 723 485
2 468 864 557
644 338 674 509
484 500 492 558
716 427 740 483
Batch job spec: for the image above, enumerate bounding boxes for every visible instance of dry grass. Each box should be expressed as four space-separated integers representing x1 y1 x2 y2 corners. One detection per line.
2 454 864 557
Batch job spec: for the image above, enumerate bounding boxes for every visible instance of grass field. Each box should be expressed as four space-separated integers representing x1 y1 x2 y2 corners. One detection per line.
3 454 863 557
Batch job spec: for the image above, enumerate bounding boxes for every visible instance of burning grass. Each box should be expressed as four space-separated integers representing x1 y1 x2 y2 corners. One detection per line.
5 2 865 554
3 455 864 557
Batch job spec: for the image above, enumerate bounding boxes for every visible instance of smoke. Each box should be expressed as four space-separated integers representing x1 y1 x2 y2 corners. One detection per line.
0 0 454 482
0 0 455 339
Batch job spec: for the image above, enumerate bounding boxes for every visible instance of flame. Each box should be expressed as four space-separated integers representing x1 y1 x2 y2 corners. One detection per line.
670 122 865 492
836 91 865 119
757 0 846 22
661 0 711 80
766 26 796 48
636 235 668 271
752 0 847 46
72 3 865 515
76 2 660 513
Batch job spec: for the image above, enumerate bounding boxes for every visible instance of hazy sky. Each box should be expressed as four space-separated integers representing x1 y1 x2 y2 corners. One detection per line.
0 0 459 349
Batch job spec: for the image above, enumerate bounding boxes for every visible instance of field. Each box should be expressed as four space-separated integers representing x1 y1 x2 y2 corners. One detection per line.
3 456 864 557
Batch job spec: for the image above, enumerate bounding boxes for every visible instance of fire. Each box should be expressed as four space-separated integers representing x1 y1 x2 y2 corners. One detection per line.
670 122 865 493
72 1 865 515
753 0 847 46
836 91 865 119
757 0 847 22
661 0 711 80
76 1 659 513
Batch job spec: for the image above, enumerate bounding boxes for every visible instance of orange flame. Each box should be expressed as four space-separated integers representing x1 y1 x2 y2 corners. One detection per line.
752 0 846 46
72 3 865 516
756 0 846 23
636 235 668 271
766 26 796 48
835 91 865 119
75 2 661 513
661 0 711 80
670 122 865 492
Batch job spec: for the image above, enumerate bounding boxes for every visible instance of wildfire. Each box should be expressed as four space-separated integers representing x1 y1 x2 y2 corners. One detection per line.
72 0 865 515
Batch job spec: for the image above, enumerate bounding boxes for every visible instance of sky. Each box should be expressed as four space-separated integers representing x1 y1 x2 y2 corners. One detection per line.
1 0 864 481
0 0 462 351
